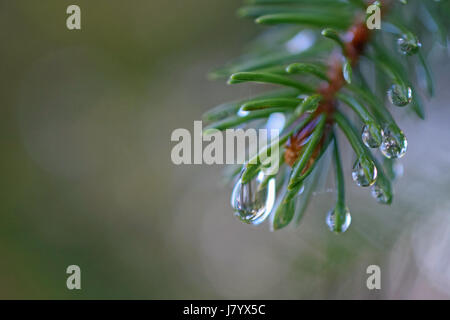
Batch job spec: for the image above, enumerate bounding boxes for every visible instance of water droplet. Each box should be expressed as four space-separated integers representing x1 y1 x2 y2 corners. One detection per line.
231 171 276 225
380 127 407 159
388 84 412 107
397 36 421 56
361 125 382 148
370 184 390 204
352 159 377 187
326 207 351 233
237 107 250 117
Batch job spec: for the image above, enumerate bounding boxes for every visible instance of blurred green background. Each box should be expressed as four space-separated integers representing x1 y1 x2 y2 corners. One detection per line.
0 0 449 299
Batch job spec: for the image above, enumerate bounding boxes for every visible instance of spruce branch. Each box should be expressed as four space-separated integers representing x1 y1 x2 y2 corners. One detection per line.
205 0 449 232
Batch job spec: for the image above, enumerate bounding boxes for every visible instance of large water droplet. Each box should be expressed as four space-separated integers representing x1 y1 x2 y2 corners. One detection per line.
231 171 276 225
361 124 382 148
370 183 390 204
326 207 351 233
352 159 377 187
397 36 421 56
380 127 407 159
388 84 412 107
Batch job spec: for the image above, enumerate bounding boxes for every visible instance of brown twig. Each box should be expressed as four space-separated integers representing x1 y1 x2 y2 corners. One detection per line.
284 3 383 167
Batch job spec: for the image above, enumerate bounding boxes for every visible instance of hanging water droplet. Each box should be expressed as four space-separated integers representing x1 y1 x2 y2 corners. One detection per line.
370 184 390 204
237 107 250 117
361 125 382 148
326 207 351 233
380 127 408 159
352 159 377 187
397 36 421 56
388 84 412 107
231 171 276 225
